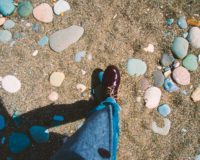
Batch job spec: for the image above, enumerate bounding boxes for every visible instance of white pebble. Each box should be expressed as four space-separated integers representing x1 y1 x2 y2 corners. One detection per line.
50 72 65 87
87 54 92 60
32 50 38 56
26 23 32 27
53 0 70 15
144 44 154 53
76 84 86 93
136 97 141 102
2 75 21 93
81 69 86 75
48 91 59 101
152 118 171 136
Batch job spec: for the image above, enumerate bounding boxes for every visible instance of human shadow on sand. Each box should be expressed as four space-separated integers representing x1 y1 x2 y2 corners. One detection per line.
0 68 104 160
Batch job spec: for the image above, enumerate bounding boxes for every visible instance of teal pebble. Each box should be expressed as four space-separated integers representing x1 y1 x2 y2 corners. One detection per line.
3 20 15 30
0 0 15 16
38 36 49 47
157 104 171 117
171 37 189 59
127 58 147 76
166 18 174 26
0 115 5 130
0 30 12 43
29 125 49 143
183 54 198 71
164 78 179 93
9 132 30 153
53 115 64 122
17 1 33 18
177 16 188 29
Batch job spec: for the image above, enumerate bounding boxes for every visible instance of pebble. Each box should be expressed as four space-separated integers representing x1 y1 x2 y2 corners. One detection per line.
0 16 6 26
153 71 164 87
75 51 86 62
127 58 147 76
172 61 180 68
17 1 33 18
0 30 12 43
164 69 172 78
76 84 86 93
191 87 200 102
160 53 175 67
182 32 188 38
157 104 171 117
172 66 190 85
48 91 59 101
87 53 93 60
81 69 86 75
32 23 42 33
0 115 5 130
164 78 179 93
53 115 64 122
53 0 70 16
143 44 154 53
177 16 188 29
198 54 200 62
32 50 38 56
49 25 84 52
2 75 21 93
38 36 49 47
195 155 200 160
136 97 142 103
9 132 30 153
0 0 15 16
183 54 198 71
140 78 150 91
152 118 171 136
171 37 189 59
187 27 200 49
144 87 161 109
166 18 174 26
33 3 53 23
50 72 65 87
29 125 49 143
3 20 15 30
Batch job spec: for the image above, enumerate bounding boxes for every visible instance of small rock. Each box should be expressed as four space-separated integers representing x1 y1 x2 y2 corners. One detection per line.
160 53 175 67
153 71 164 87
32 23 42 33
172 61 180 68
164 70 172 78
164 78 179 93
32 50 38 56
171 37 189 59
2 75 21 93
0 115 5 130
140 78 150 91
17 1 33 18
38 36 49 47
81 69 86 75
76 84 86 93
0 30 12 43
136 97 142 102
191 87 200 102
53 115 64 122
0 16 6 26
198 54 200 62
143 44 154 53
3 20 15 30
29 125 49 143
25 23 31 27
87 53 93 60
187 27 200 49
53 0 70 15
144 87 161 109
183 54 198 71
127 58 147 76
0 0 16 16
74 51 86 62
177 16 188 29
172 66 190 85
50 72 65 87
48 91 59 101
152 118 171 135
166 18 174 26
157 104 171 117
33 3 53 23
9 132 30 153
182 32 188 38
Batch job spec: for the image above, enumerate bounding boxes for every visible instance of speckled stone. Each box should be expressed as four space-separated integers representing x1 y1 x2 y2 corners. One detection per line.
187 27 200 49
127 58 147 76
177 16 188 29
153 71 164 87
172 66 190 85
183 54 198 71
160 53 175 67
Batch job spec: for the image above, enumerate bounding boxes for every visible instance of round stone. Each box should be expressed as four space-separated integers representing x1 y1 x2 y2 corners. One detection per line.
2 75 21 93
157 104 171 117
164 78 179 93
29 125 49 143
0 115 5 130
0 0 15 16
3 20 15 30
50 72 65 87
48 91 59 101
183 54 198 71
127 58 147 76
0 17 6 26
160 53 175 67
144 87 161 109
172 66 190 85
177 16 188 29
0 30 12 43
191 87 200 102
33 3 53 23
187 27 200 49
53 0 70 15
153 71 164 87
17 1 33 18
171 37 189 59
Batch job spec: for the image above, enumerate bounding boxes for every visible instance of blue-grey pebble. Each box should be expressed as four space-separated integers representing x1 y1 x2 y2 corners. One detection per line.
153 71 165 87
0 30 12 43
29 125 49 143
164 78 179 93
75 51 86 62
160 53 175 67
3 20 15 30
157 104 171 117
177 16 188 29
38 36 49 47
0 0 15 16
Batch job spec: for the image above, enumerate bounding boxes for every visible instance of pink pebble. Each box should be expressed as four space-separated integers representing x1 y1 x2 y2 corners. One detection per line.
48 91 59 101
0 17 6 26
172 66 190 85
33 3 53 23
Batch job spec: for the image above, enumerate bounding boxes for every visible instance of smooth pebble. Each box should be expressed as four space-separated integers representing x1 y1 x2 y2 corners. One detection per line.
38 36 49 47
0 0 15 16
166 18 174 26
183 54 198 71
32 50 38 56
53 0 70 15
160 53 175 67
0 17 6 26
29 125 49 143
48 91 59 101
3 20 15 30
177 16 188 29
172 66 190 85
157 104 171 117
2 75 21 93
164 78 179 93
143 44 154 53
152 118 171 136
75 51 86 62
187 27 200 49
127 58 147 76
191 87 200 102
153 71 164 87
195 155 200 160
17 1 33 18
50 72 65 87
0 30 12 43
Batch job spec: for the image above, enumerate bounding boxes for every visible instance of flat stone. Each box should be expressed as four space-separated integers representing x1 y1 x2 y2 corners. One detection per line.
48 91 59 101
2 75 21 93
0 30 12 43
172 66 190 85
33 3 53 23
191 87 200 102
29 125 49 143
160 53 175 67
0 115 5 130
9 132 30 153
144 87 161 109
153 71 164 87
187 27 200 49
183 54 198 71
38 36 49 47
164 78 179 93
152 118 171 136
0 17 6 26
75 51 86 62
49 25 84 52
157 104 171 117
50 72 65 87
53 0 70 15
0 0 15 16
127 58 147 76
17 1 33 18
3 20 15 30
177 16 188 29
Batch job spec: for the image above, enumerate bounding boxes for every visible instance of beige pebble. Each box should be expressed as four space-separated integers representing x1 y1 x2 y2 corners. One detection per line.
144 44 154 53
32 50 38 56
191 87 200 102
48 91 59 101
76 84 86 92
0 17 6 26
50 72 65 87
81 69 86 75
